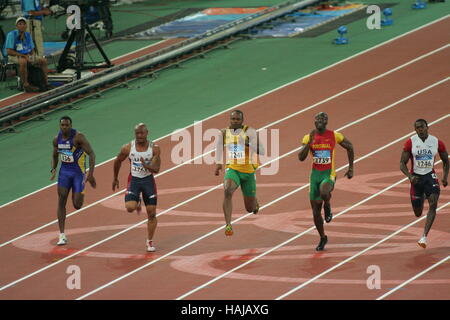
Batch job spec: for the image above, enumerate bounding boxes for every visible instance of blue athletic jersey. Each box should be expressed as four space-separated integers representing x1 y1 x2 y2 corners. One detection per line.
3 30 34 57
57 129 86 174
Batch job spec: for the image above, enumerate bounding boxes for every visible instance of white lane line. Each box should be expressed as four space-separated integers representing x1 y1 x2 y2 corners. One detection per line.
0 76 446 251
276 201 449 300
1 15 448 208
177 178 409 300
111 40 168 62
0 80 447 292
77 116 449 300
377 255 450 300
1 53 447 250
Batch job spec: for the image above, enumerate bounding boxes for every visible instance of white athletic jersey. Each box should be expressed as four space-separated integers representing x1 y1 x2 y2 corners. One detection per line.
403 134 446 175
129 140 154 178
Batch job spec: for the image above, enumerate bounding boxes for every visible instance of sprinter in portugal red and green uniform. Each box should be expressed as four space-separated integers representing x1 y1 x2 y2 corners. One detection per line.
299 112 354 251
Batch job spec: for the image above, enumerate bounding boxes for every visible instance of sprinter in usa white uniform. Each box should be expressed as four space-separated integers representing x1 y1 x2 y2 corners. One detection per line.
113 123 161 252
400 119 448 249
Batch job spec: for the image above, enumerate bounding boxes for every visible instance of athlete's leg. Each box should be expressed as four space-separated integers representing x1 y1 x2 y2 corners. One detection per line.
57 186 70 233
320 180 334 223
423 193 439 237
223 178 239 225
125 201 139 213
410 179 424 217
71 172 86 210
310 200 325 238
242 172 258 214
125 175 140 213
145 205 158 240
243 196 258 213
72 192 84 210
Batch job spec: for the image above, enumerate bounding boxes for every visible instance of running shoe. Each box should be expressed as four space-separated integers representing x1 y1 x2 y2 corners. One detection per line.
147 240 156 252
417 236 427 249
253 200 260 215
225 224 234 236
324 202 332 223
315 236 328 251
57 234 67 246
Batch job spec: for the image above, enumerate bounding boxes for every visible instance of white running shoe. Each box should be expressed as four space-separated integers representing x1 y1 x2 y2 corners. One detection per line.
418 236 427 249
57 234 67 246
146 240 156 252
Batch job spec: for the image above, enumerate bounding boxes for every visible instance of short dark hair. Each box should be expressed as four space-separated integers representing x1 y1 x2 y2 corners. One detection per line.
231 109 244 118
60 116 72 124
415 119 428 127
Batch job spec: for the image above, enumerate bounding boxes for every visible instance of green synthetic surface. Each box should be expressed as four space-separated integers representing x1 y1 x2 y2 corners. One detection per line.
0 0 449 205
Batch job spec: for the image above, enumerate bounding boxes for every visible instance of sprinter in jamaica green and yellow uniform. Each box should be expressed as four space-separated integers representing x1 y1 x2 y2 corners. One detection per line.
299 112 354 251
215 110 265 236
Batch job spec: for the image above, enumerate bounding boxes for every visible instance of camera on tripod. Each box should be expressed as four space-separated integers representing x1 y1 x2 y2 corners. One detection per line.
52 0 114 77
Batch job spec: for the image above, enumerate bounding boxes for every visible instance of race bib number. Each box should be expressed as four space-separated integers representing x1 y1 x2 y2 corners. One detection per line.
60 153 74 163
415 155 433 169
227 144 245 161
313 150 331 165
416 160 433 169
132 161 148 173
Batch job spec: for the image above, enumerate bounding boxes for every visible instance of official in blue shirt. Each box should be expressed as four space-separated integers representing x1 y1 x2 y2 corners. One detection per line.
21 0 52 57
4 17 50 92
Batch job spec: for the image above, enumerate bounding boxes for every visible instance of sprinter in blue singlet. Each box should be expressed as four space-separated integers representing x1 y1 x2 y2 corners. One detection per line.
51 116 96 245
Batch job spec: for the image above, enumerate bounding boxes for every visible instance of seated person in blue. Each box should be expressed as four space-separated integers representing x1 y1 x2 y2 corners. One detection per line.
3 17 49 92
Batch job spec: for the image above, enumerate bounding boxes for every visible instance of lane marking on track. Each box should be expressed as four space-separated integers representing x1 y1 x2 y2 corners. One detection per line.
75 116 449 299
377 254 450 300
0 81 447 292
276 201 449 300
1 15 448 208
0 49 448 248
0 77 450 248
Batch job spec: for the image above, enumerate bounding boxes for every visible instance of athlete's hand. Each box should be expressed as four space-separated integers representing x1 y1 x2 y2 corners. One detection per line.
409 175 419 184
140 157 150 171
85 174 96 188
408 176 419 184
50 168 56 181
344 167 353 179
215 164 222 176
308 129 316 145
442 178 448 187
112 178 119 191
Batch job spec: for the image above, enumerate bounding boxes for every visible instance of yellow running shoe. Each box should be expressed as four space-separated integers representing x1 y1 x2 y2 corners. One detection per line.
225 224 233 236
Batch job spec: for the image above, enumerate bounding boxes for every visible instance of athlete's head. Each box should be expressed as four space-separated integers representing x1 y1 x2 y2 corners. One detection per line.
414 119 428 140
230 110 244 129
314 112 328 132
59 116 72 136
134 123 148 144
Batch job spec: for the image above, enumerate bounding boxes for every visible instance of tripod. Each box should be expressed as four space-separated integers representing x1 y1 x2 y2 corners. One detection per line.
57 14 112 79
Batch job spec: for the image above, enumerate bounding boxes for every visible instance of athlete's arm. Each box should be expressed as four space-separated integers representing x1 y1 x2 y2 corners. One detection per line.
298 130 315 161
50 136 58 180
215 129 225 176
339 137 354 179
76 133 96 188
113 143 131 191
246 127 265 156
400 150 418 184
141 145 161 174
438 150 449 187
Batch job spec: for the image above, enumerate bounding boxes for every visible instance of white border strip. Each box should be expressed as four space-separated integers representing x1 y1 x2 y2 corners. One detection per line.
77 115 449 299
1 14 448 208
276 201 449 300
377 255 450 300
1 77 446 250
